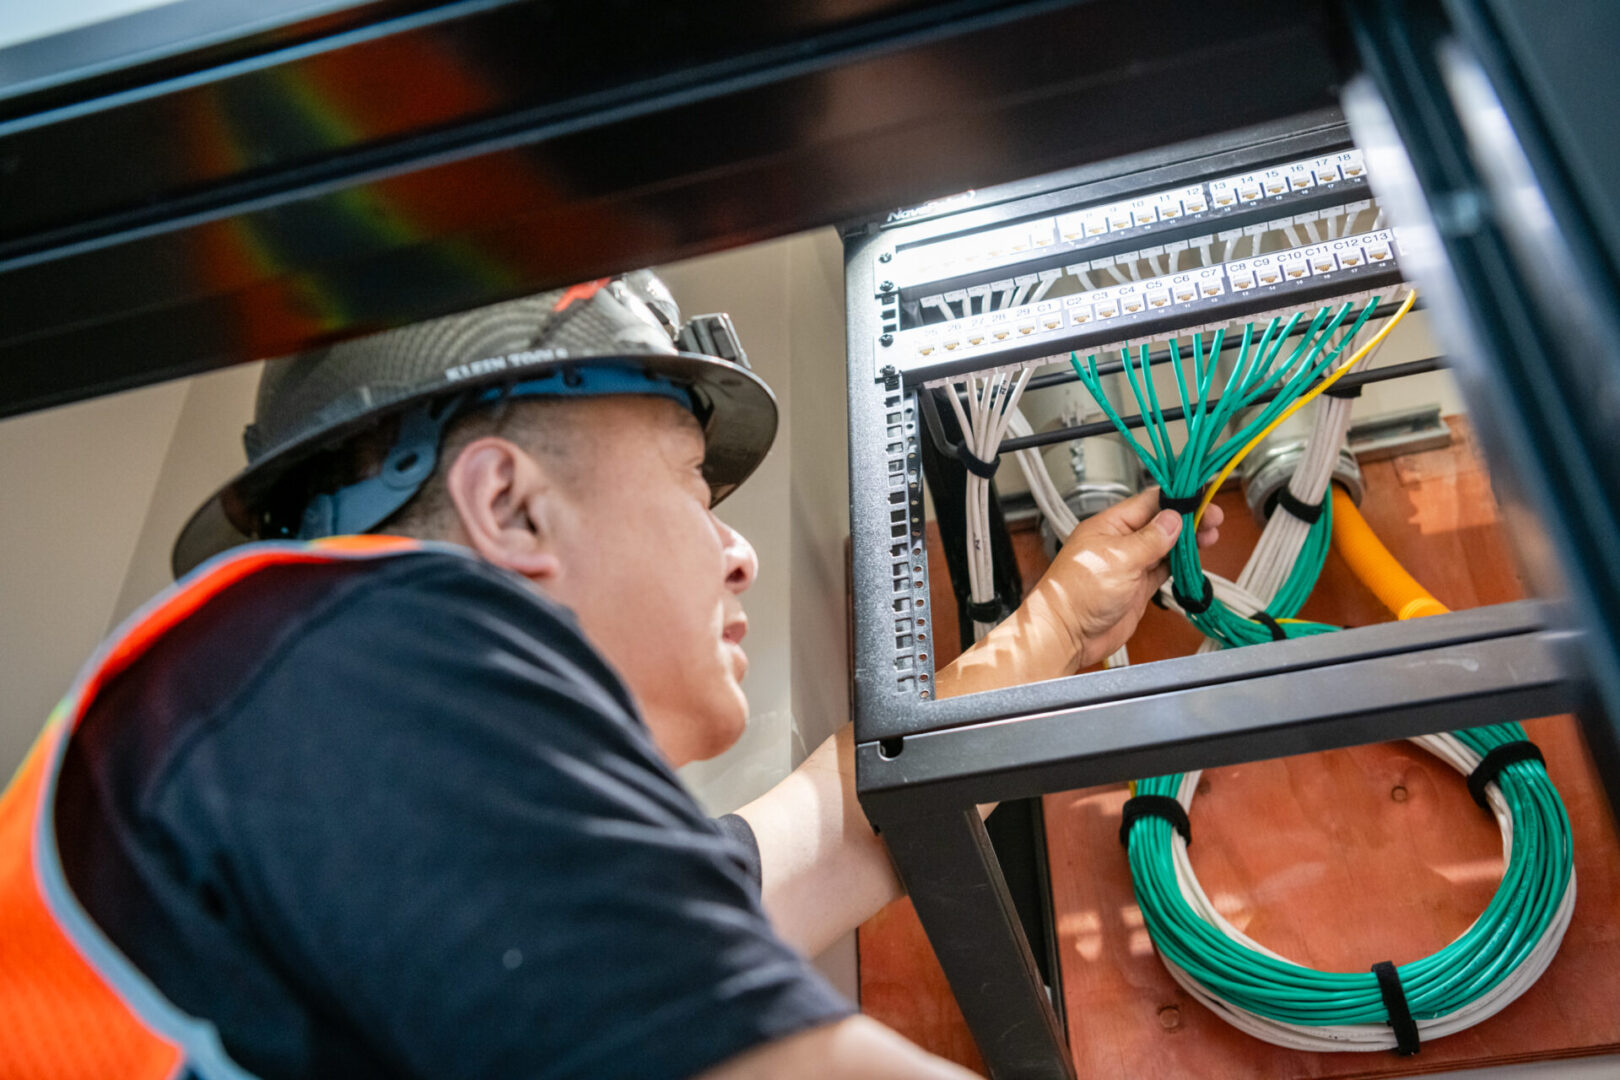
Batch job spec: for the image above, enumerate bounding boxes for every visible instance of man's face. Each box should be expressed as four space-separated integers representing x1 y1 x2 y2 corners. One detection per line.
535 396 758 767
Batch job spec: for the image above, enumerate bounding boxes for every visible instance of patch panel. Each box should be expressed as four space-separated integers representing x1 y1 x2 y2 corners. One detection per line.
879 228 1402 379
882 145 1373 296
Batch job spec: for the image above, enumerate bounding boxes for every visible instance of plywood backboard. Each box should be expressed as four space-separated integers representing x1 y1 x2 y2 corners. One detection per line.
858 419 1620 1077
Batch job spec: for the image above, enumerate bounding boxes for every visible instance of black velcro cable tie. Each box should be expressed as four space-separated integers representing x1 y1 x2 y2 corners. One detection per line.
1466 740 1546 808
1251 610 1287 641
954 442 1001 479
1172 574 1215 616
964 598 1004 623
1119 795 1192 848
1271 487 1325 524
1371 961 1421 1056
1159 492 1202 515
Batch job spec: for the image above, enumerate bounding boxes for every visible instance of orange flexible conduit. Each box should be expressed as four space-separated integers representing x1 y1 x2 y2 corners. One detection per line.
1330 486 1450 620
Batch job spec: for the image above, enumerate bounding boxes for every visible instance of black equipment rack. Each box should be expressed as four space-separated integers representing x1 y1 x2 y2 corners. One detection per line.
4 1 1619 1078
843 5 1620 1077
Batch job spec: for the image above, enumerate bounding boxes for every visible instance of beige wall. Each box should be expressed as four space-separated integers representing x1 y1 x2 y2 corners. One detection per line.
0 379 190 771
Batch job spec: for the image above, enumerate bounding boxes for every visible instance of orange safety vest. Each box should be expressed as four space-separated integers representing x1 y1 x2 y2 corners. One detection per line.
0 536 424 1079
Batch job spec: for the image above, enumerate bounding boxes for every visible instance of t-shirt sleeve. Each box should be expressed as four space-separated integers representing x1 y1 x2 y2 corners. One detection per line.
712 814 762 891
150 555 851 1080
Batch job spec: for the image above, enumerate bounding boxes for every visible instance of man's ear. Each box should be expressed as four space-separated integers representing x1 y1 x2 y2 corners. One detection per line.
443 436 563 580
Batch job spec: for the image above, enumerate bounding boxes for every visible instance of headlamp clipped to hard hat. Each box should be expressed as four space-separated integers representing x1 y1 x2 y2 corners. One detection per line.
171 272 777 578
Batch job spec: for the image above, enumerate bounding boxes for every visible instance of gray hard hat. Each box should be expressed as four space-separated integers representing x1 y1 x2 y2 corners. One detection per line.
172 272 777 577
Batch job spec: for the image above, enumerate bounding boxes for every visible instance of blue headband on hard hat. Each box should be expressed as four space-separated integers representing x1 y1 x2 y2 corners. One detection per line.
297 364 696 540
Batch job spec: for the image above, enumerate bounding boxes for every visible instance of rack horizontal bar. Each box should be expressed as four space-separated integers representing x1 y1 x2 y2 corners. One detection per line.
858 600 1575 819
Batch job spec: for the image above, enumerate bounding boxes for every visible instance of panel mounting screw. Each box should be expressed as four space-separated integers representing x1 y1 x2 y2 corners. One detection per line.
879 252 893 263
880 280 894 293
880 364 897 377
879 333 894 347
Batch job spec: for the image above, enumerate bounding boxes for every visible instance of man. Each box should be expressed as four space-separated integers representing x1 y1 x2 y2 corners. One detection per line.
0 273 1218 1079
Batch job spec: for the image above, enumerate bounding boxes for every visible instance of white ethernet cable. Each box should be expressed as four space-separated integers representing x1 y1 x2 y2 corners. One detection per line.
946 366 1035 640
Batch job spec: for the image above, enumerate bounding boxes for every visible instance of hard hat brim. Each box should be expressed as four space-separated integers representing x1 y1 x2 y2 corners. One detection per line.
171 350 778 578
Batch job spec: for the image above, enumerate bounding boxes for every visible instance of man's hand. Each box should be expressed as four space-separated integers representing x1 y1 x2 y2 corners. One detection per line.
1031 488 1222 668
935 488 1221 697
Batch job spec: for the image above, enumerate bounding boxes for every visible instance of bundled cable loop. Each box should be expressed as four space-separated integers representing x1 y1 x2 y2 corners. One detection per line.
1063 288 1575 1053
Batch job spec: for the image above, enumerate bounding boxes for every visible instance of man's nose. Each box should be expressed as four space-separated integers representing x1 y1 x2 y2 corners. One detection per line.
718 519 758 594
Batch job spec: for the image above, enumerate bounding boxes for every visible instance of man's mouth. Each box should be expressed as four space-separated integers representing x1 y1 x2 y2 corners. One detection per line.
723 616 748 679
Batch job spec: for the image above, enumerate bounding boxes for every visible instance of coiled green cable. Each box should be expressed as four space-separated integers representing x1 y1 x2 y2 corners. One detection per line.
1071 300 1575 1049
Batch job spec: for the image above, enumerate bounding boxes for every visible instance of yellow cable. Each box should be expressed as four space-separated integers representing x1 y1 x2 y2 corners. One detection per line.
1194 289 1419 528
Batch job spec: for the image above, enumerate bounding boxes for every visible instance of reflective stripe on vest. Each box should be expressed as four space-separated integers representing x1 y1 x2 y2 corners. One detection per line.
0 536 424 1079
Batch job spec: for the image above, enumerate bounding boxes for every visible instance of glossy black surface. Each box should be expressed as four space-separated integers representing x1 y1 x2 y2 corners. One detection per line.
0 0 1343 417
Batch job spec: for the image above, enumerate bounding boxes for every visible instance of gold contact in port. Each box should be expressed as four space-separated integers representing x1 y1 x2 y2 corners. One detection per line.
1240 187 1261 200
1286 268 1305 278
1314 260 1335 272
1317 170 1337 182
1186 201 1206 213
1089 224 1107 234
1368 249 1389 261
1341 254 1362 265
1042 319 1060 330
918 345 934 356
1150 298 1168 307
1175 291 1195 302
1097 306 1118 318
968 336 984 345
1018 324 1035 335
1073 312 1091 323
993 330 1010 340
1233 279 1254 290
1344 164 1364 176
1203 284 1220 295
1265 183 1285 194
1062 232 1082 241
1124 302 1143 313
1215 196 1235 206
1033 237 1053 246
943 341 960 350
1259 273 1279 284
1161 207 1181 218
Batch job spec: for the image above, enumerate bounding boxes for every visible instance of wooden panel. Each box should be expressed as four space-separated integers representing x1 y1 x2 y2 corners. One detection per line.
858 419 1620 1076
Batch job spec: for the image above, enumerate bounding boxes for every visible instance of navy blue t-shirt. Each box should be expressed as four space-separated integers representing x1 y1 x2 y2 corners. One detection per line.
54 548 850 1079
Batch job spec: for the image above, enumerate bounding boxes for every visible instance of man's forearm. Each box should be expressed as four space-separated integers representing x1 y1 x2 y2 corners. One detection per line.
697 1015 979 1080
932 580 1082 699
735 723 903 958
737 603 1074 955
